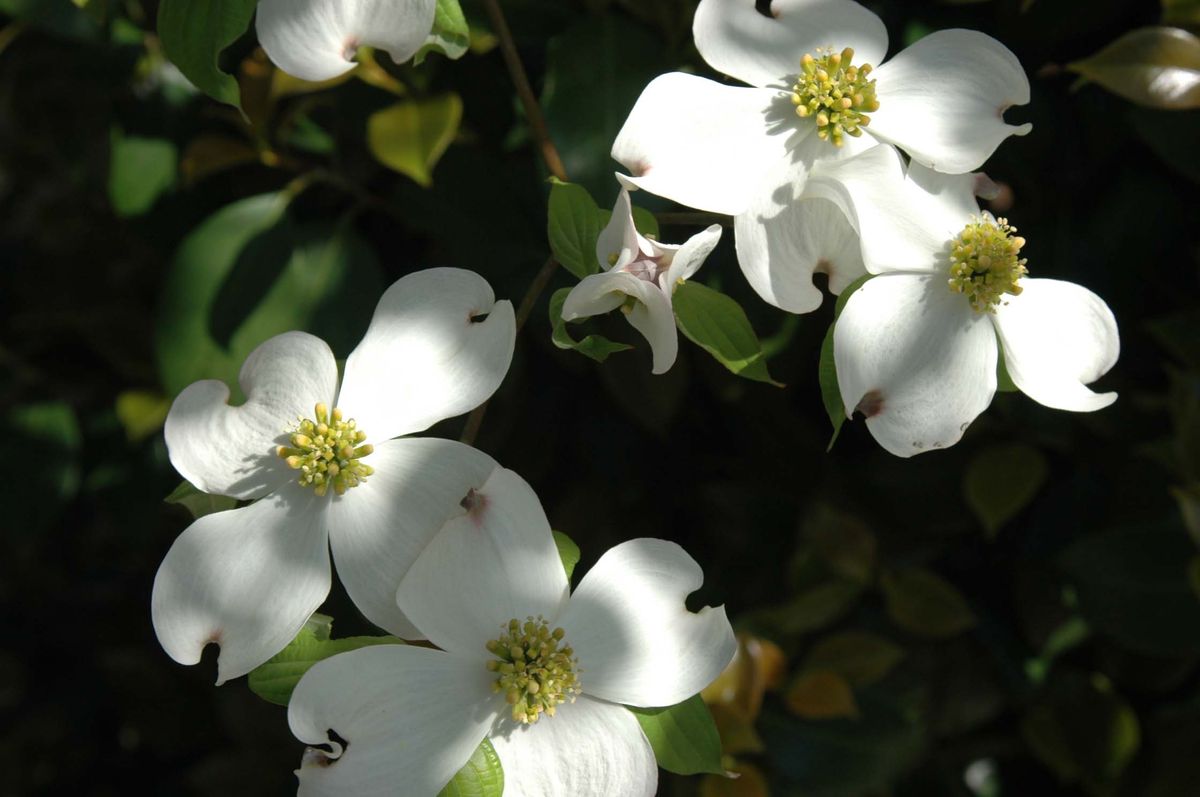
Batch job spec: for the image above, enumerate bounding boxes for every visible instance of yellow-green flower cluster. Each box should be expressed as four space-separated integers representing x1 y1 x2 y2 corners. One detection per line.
791 47 879 147
486 616 580 724
948 217 1029 313
277 403 374 496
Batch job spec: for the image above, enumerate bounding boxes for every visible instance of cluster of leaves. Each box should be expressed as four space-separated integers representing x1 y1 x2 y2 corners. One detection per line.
1 0 1200 795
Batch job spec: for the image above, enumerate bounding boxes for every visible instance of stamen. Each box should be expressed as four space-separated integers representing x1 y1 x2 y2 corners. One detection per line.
791 47 879 148
947 216 1029 313
486 616 580 724
277 403 374 496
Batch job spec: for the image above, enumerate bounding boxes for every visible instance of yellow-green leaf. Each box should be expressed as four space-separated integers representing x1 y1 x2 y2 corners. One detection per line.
367 94 463 187
673 281 781 386
115 390 170 443
785 669 859 720
438 738 503 797
1069 26 1200 109
630 695 725 775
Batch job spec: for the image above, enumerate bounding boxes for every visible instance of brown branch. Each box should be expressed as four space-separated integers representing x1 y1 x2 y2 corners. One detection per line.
481 0 568 181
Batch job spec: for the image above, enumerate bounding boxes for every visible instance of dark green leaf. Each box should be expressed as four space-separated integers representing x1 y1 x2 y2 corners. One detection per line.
547 179 607 279
109 132 177 217
165 480 237 519
881 567 977 639
819 275 872 449
1061 527 1200 656
548 287 633 363
157 0 257 109
247 622 402 707
1068 26 1200 109
963 443 1049 537
673 281 780 386
155 193 383 396
630 695 725 776
553 530 581 582
801 631 905 687
631 206 659 239
437 739 504 797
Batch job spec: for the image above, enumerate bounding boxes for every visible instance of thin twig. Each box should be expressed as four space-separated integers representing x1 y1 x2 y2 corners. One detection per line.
481 0 568 181
462 3 569 446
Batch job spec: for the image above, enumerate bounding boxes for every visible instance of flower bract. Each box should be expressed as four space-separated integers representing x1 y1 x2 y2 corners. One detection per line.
611 0 1031 314
806 145 1120 457
287 468 737 796
561 177 722 374
152 268 516 683
256 0 437 81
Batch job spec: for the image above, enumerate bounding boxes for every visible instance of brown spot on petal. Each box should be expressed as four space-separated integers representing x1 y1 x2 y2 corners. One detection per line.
815 258 832 276
855 390 885 418
631 160 651 177
461 487 489 522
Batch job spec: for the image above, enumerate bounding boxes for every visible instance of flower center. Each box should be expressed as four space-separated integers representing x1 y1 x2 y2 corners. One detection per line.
947 217 1029 313
486 616 580 724
276 402 374 496
790 47 879 147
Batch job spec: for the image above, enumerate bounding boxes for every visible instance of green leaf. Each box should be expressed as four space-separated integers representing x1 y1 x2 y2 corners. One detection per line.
819 274 872 450
416 0 471 65
963 443 1049 538
630 695 725 776
0 0 99 38
546 179 607 280
1068 26 1200 109
248 622 403 707
548 287 633 363
109 132 177 217
114 390 170 443
165 480 237 519
367 94 464 187
1061 527 1200 656
542 15 673 197
672 281 781 386
155 193 383 396
801 631 905 688
996 345 1019 392
881 567 977 639
438 739 504 797
553 530 581 582
1021 673 1140 787
631 206 659 240
156 0 257 109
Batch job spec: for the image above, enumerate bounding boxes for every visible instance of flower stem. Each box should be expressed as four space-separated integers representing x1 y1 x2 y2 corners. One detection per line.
481 0 567 181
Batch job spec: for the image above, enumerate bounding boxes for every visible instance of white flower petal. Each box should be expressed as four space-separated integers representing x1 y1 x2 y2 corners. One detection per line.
289 645 499 797
490 697 657 797
562 273 634 321
869 29 1032 173
557 539 736 707
337 268 515 443
257 0 438 82
992 278 1120 412
664 224 722 287
151 483 330 684
596 187 641 271
834 273 998 457
624 280 680 375
806 145 976 275
396 468 570 658
611 73 787 215
327 436 500 639
164 331 338 500
737 194 864 313
694 0 888 89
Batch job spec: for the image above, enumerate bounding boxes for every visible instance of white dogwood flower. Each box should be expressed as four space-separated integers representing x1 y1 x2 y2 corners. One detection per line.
256 0 437 81
612 0 1031 314
152 268 515 683
807 145 1119 457
288 468 737 797
562 177 722 374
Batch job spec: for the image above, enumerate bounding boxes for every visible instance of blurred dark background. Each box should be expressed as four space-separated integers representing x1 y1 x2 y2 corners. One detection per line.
2 0 1198 794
